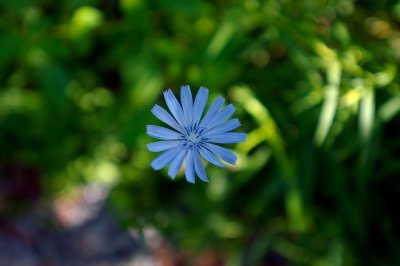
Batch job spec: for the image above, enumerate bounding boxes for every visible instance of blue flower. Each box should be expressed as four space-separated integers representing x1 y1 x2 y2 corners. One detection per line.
146 85 246 183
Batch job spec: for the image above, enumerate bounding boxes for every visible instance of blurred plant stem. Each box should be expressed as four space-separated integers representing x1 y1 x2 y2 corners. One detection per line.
232 85 307 232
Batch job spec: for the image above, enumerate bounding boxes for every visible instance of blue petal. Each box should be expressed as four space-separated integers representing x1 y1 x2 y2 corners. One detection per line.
204 104 235 130
194 150 208 182
203 119 241 137
199 96 225 129
147 140 180 152
151 105 185 133
209 133 246 144
168 147 188 179
205 143 237 165
193 86 209 123
198 146 225 167
180 85 193 127
185 149 195 183
163 89 186 129
150 146 182 170
146 125 182 140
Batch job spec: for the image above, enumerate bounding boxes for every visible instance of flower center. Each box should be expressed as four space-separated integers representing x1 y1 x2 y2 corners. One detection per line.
187 132 200 143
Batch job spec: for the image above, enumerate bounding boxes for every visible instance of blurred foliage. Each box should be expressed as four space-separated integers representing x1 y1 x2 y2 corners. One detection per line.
1 0 400 265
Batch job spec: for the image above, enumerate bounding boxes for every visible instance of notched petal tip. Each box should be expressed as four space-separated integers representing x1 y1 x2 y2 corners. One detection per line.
198 86 209 95
181 84 190 89
151 104 160 113
163 89 175 99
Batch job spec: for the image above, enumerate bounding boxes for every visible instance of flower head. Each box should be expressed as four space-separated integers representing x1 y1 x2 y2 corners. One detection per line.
146 85 246 183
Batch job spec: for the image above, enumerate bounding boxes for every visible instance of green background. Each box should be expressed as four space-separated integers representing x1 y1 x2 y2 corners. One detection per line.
1 0 400 264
